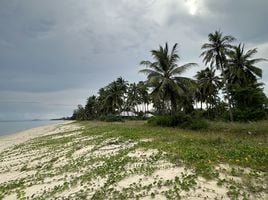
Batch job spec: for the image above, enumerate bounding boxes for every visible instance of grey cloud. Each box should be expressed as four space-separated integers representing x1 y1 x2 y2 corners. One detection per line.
203 0 268 43
0 0 267 119
23 19 56 38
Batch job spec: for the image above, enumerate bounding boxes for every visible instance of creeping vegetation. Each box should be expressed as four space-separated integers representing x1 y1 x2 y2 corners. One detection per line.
0 121 267 199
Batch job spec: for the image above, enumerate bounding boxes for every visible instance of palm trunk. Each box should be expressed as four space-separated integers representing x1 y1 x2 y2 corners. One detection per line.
221 65 234 122
219 56 233 122
170 95 177 116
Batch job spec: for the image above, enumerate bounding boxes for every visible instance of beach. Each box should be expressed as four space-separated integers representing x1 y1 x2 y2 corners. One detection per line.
0 121 75 152
0 121 267 199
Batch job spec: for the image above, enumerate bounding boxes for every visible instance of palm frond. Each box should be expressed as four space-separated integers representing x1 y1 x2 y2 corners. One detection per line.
170 63 197 76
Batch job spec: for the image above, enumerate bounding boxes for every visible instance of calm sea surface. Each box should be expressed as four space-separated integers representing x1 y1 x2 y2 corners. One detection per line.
0 120 64 136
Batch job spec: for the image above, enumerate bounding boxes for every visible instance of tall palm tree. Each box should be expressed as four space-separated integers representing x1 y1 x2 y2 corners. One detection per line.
226 44 266 87
200 30 236 121
140 43 197 115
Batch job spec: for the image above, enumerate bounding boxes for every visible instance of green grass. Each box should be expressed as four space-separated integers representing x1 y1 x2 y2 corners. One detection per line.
208 120 268 136
80 120 268 173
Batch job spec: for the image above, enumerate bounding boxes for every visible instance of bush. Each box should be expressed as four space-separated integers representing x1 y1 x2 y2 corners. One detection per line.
121 116 148 121
188 117 209 130
233 108 267 122
148 112 208 130
147 115 175 127
98 115 124 122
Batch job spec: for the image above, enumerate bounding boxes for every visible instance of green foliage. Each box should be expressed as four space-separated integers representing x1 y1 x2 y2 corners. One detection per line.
72 78 151 121
148 112 208 130
71 104 85 120
98 115 124 122
231 83 267 121
148 115 178 127
80 120 268 172
233 108 266 122
139 42 197 114
84 95 98 120
188 117 209 130
226 44 265 87
195 67 222 111
200 30 236 121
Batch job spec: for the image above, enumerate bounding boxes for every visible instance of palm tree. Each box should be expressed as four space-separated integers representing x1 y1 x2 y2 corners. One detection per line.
96 78 128 115
115 77 128 112
195 68 221 118
200 30 236 121
126 83 140 113
140 43 197 115
195 69 207 110
104 78 127 114
226 44 266 87
85 95 97 119
195 67 221 109
97 87 108 114
137 81 150 113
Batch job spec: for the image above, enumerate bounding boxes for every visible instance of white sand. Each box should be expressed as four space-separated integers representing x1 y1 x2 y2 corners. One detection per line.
0 121 75 152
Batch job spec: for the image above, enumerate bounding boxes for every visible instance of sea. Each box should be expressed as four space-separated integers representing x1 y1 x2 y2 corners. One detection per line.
0 120 64 136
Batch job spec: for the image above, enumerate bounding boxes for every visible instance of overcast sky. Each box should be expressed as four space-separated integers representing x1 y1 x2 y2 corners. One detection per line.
0 0 267 120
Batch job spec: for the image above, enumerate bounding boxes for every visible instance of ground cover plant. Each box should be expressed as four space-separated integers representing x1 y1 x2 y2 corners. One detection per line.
0 121 267 199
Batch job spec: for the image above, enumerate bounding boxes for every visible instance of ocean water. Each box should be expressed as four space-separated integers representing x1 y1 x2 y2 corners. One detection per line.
0 120 64 136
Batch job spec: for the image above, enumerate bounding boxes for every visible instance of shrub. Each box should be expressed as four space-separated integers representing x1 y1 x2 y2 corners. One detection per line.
233 108 267 122
188 117 209 130
147 115 177 127
98 115 124 122
148 112 209 130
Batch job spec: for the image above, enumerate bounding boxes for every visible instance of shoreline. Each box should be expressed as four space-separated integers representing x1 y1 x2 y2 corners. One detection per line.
0 121 75 152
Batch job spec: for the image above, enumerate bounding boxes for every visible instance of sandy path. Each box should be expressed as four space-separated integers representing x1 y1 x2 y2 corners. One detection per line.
0 121 75 152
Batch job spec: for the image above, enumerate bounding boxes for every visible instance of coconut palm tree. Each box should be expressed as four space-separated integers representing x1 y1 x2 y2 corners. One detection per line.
139 43 197 115
195 67 221 109
200 30 236 121
84 95 97 119
195 69 207 110
97 87 108 114
126 83 140 113
137 81 150 113
195 67 222 118
226 44 266 87
103 78 128 114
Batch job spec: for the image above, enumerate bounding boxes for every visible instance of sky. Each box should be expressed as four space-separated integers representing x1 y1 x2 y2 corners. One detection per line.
0 0 268 120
